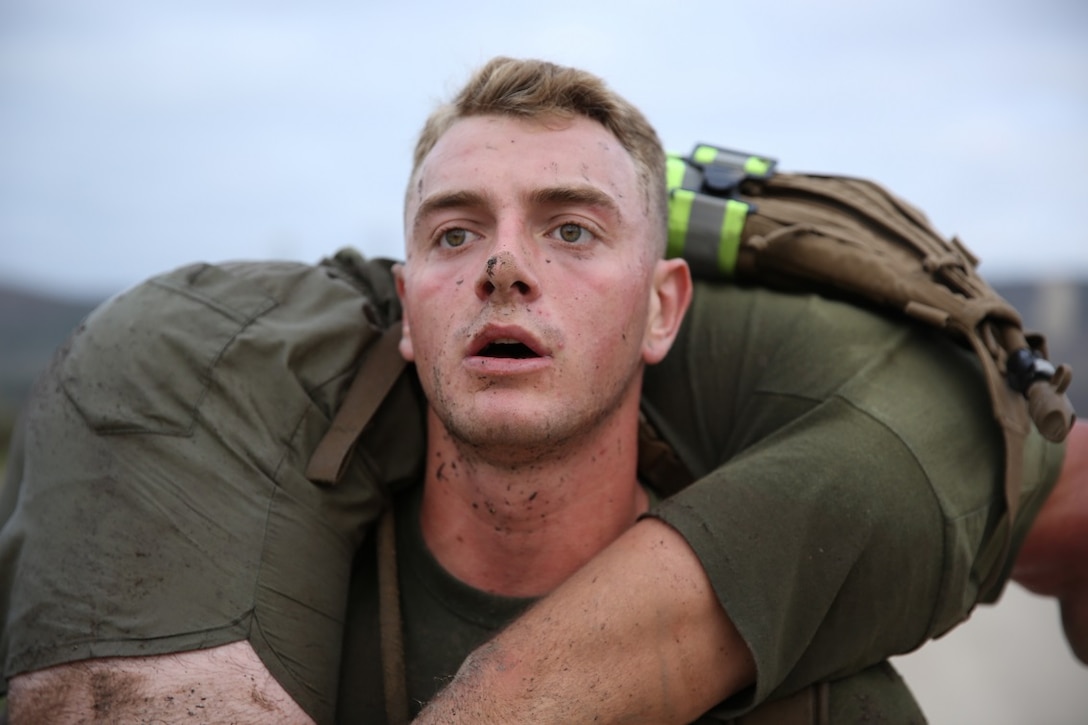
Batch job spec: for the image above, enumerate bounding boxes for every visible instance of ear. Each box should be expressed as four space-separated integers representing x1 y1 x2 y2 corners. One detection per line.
392 263 416 362
642 258 692 365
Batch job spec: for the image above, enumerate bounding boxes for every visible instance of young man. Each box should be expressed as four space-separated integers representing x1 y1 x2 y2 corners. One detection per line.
340 57 1081 723
0 57 1081 724
340 59 741 722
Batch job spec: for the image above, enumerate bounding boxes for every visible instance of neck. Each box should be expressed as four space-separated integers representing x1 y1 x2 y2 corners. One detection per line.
419 405 648 598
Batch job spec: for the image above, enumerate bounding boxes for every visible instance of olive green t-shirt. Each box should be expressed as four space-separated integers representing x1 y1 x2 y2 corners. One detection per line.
0 252 425 725
337 479 930 723
642 282 1063 716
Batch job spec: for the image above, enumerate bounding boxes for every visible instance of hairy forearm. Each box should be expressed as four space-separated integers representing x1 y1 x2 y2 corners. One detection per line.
413 518 754 724
7 642 314 725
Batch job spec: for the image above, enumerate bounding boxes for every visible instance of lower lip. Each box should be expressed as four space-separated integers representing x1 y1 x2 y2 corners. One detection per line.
464 355 552 375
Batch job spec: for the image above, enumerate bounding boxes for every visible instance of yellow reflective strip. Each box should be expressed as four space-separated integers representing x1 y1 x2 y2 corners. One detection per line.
692 145 718 165
717 199 749 275
666 155 687 192
744 156 771 176
667 189 695 260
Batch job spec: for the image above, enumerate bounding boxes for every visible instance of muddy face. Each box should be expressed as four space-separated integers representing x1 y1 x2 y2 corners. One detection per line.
397 114 662 460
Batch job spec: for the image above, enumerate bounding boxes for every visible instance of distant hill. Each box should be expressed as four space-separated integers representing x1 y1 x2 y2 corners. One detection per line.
0 286 101 415
0 278 1084 444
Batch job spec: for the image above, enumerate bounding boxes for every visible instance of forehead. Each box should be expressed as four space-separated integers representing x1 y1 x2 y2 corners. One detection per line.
409 114 643 216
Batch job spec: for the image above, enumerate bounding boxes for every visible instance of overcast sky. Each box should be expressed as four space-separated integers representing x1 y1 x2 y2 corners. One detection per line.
1 0 1085 299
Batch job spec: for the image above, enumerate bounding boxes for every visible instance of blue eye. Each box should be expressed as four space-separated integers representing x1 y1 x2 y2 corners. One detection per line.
553 223 593 244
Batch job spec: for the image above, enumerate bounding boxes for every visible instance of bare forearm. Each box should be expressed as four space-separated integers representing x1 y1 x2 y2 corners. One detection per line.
413 518 754 724
8 642 314 724
1013 420 1088 664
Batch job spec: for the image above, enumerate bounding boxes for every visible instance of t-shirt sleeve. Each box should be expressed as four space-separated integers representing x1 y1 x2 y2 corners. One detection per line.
0 256 424 721
640 282 1064 714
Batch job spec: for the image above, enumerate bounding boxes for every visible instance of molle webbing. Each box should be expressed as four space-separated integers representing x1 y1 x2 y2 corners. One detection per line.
663 144 1076 599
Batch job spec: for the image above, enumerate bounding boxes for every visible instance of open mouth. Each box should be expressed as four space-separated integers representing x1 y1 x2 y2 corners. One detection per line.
479 340 540 359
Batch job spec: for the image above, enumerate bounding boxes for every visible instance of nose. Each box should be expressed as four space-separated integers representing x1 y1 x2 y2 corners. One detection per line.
476 249 540 303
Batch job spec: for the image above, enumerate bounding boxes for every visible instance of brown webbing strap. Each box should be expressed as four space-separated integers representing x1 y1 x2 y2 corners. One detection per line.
636 412 694 496
306 320 407 484
960 325 1032 598
377 506 411 725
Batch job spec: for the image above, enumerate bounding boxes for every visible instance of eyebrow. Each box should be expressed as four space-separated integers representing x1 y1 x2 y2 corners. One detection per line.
413 185 622 235
412 190 488 236
416 190 488 220
528 185 621 221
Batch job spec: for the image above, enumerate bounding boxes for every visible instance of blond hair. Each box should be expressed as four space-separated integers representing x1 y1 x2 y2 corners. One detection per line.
409 57 667 249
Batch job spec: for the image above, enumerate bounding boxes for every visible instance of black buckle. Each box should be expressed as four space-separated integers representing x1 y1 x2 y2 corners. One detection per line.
690 144 777 195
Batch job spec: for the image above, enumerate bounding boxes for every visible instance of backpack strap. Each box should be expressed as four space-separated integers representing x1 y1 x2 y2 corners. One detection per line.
306 320 407 484
637 411 695 497
377 506 411 725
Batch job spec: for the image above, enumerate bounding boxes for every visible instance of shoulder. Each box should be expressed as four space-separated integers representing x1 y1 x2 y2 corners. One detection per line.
56 251 399 433
645 281 991 475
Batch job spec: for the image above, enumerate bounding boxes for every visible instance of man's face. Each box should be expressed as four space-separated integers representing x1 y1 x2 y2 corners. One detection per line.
397 114 667 460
